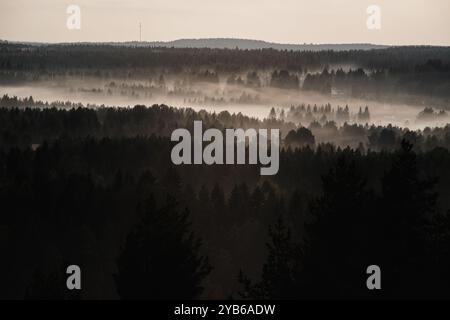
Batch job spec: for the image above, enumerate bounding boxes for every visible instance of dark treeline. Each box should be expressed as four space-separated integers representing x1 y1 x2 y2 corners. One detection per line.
1 104 450 299
2 43 450 72
2 136 450 299
2 99 450 152
241 142 450 299
0 100 289 148
302 63 450 103
2 44 449 107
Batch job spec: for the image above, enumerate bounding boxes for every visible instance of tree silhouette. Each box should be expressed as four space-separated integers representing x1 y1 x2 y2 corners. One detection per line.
378 140 438 298
285 127 315 149
114 195 211 299
297 154 376 299
239 216 302 299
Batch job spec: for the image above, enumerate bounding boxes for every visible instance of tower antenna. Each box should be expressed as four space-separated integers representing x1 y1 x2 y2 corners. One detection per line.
139 22 142 42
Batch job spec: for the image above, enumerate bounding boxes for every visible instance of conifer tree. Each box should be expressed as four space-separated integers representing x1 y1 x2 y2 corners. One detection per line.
115 195 211 299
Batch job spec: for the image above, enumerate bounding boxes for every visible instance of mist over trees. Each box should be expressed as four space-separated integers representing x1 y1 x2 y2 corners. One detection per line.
1 43 450 107
1 43 450 299
1 103 450 299
2 99 450 152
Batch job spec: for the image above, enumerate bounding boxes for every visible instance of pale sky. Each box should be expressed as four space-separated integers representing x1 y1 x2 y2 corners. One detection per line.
0 0 449 45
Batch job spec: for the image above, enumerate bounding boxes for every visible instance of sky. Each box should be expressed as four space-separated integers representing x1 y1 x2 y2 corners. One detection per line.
0 0 449 45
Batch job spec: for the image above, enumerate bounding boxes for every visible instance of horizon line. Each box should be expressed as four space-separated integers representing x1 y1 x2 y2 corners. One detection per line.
1 37 449 48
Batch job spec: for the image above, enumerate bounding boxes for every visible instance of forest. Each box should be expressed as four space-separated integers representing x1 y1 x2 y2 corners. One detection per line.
1 43 450 108
1 43 450 300
1 103 450 299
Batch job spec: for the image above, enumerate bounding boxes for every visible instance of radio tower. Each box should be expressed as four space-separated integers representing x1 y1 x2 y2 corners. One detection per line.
139 22 142 42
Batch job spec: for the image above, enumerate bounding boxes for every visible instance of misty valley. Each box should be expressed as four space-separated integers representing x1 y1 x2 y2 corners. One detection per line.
1 42 450 300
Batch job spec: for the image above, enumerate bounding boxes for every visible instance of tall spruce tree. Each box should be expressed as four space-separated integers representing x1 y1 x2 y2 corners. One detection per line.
115 195 211 299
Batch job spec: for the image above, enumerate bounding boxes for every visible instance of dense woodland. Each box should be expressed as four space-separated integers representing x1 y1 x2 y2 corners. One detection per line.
1 43 450 106
1 103 450 299
1 43 450 299
1 97 450 151
2 43 450 71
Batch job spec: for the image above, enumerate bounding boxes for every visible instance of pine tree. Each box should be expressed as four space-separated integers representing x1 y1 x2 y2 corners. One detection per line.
298 154 374 298
115 195 211 299
239 216 302 299
379 140 438 298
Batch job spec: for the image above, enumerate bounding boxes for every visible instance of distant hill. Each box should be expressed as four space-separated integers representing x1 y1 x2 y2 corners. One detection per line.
141 38 388 51
1 38 389 51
